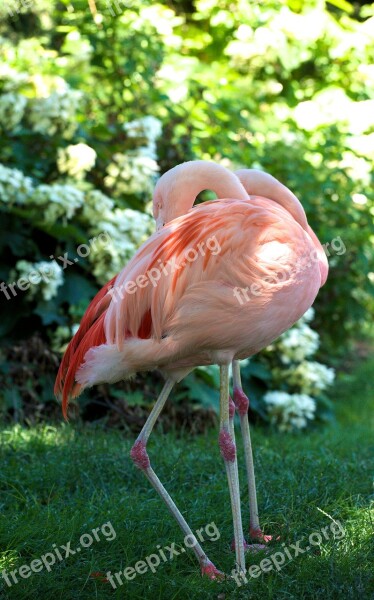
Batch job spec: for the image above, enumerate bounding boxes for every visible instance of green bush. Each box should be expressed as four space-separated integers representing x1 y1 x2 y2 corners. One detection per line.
0 0 373 427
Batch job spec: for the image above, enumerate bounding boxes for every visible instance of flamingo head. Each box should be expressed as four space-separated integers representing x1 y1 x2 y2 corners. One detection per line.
153 161 248 231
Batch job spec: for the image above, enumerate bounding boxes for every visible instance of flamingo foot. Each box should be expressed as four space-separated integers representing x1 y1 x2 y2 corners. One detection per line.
249 527 278 543
200 559 225 580
230 538 250 551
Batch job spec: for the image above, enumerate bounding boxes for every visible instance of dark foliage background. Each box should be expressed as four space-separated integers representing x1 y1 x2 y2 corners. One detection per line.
0 0 373 429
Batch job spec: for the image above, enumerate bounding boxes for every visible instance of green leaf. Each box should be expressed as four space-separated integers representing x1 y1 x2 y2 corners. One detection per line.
34 301 66 326
55 272 98 307
326 0 354 14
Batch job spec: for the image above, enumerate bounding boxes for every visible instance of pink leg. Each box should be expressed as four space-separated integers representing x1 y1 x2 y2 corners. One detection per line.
232 360 273 544
228 393 267 553
228 396 252 552
219 364 246 573
130 379 223 579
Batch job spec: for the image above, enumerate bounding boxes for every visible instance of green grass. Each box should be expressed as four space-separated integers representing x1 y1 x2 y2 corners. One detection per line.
0 356 373 600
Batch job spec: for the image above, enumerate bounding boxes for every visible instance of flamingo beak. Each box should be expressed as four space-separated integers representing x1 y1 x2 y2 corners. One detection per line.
156 216 165 231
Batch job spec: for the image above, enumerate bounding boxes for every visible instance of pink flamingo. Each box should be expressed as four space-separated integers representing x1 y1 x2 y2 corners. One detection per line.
55 161 328 578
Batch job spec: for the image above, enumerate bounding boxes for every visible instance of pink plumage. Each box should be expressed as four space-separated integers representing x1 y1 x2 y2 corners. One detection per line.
55 161 327 420
55 160 328 578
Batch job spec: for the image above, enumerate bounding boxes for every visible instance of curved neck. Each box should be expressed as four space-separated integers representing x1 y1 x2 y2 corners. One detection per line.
153 160 248 229
235 169 308 231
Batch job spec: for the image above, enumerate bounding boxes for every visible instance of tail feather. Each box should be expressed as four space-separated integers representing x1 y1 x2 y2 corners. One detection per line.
54 276 116 419
75 337 182 390
61 315 106 419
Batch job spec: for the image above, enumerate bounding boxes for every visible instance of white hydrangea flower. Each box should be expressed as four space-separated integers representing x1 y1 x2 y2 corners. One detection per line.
57 143 96 178
124 115 162 142
0 93 27 131
31 183 84 222
299 307 315 323
285 361 335 395
30 74 69 98
15 259 64 301
0 163 33 204
105 153 159 196
28 88 83 137
277 322 319 364
88 208 153 282
81 189 114 223
0 64 28 91
124 116 162 163
263 391 316 432
105 116 162 197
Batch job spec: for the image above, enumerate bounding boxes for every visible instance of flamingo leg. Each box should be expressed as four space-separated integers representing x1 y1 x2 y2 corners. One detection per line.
232 360 272 543
228 394 251 554
130 379 223 579
219 364 246 573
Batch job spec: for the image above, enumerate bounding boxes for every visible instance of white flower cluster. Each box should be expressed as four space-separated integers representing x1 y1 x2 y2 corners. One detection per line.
73 187 153 282
105 116 162 196
124 115 162 161
31 184 85 222
57 143 97 179
284 361 335 396
0 92 27 131
81 189 114 223
105 153 159 196
263 307 335 431
277 311 319 364
0 162 152 273
28 88 82 137
15 259 64 301
88 207 153 283
0 163 33 204
0 163 87 222
0 63 28 91
263 391 316 432
0 64 84 137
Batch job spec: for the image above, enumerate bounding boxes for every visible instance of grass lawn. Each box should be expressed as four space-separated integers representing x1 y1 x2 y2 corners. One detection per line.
0 355 373 600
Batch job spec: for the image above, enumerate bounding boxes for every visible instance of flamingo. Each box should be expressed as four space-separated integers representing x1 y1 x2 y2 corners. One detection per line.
154 164 321 548
55 160 328 579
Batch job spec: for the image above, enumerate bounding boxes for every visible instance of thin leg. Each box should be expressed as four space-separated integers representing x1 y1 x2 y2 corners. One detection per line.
130 379 223 579
232 360 272 543
228 395 250 553
219 364 246 572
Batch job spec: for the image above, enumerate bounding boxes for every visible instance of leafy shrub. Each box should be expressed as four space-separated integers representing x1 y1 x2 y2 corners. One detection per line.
0 0 372 428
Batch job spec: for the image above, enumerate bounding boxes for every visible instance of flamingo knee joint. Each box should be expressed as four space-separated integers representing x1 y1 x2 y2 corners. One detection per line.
219 429 236 462
233 387 249 416
130 439 150 470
